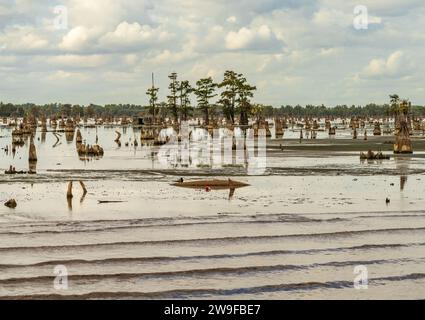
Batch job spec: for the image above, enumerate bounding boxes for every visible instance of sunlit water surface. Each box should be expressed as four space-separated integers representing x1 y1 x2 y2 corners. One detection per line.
0 124 425 299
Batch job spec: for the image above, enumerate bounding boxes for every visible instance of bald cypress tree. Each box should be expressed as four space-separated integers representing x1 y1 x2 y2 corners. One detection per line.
218 70 241 125
167 72 179 124
236 76 256 126
195 77 217 126
178 80 193 121
146 86 159 123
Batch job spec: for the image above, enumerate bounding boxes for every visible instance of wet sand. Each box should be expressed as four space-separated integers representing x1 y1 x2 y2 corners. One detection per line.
1 124 425 299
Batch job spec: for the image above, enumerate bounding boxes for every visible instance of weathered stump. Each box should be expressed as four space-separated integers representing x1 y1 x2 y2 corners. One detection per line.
4 199 17 208
29 136 37 162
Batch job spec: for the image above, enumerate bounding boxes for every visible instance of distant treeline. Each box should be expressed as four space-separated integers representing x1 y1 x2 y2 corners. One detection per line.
2 102 425 119
0 103 146 118
276 104 425 118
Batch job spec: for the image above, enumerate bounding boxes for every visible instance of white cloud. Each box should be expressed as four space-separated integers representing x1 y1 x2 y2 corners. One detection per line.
65 0 127 30
227 16 237 23
360 51 411 79
99 21 170 48
148 48 197 65
47 70 89 81
59 26 91 51
0 26 49 52
225 25 281 51
313 8 352 27
48 54 110 68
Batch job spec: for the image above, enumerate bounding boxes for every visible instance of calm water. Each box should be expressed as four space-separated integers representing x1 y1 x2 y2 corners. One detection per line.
1 124 425 299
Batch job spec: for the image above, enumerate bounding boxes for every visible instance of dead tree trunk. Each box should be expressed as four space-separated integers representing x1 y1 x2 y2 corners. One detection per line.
29 136 37 162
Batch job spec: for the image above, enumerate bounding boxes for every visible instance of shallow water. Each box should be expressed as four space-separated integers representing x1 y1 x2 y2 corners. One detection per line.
0 124 424 299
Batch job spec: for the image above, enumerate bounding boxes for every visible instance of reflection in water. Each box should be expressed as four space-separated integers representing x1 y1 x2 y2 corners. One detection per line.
65 131 75 143
400 176 407 191
66 181 73 211
53 132 61 148
67 196 72 211
114 131 122 147
66 181 89 210
229 187 235 199
172 179 249 200
80 193 87 204
79 181 88 204
395 157 411 191
41 131 46 143
1 125 267 172
28 161 37 174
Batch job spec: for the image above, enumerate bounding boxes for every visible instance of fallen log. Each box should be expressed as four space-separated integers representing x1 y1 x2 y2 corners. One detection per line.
5 170 35 175
171 179 250 190
98 200 127 204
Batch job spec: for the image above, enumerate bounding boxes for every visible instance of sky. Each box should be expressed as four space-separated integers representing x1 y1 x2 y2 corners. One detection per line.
1 0 425 106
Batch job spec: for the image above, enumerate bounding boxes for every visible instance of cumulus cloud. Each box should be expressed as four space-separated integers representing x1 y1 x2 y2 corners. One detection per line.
313 8 352 27
47 70 90 81
48 54 110 68
148 48 198 65
226 16 237 23
225 25 282 51
99 21 170 48
360 51 412 79
59 26 91 51
0 25 49 52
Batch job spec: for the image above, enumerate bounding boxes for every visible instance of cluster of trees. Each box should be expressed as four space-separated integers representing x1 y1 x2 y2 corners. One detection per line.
388 94 411 115
146 70 257 125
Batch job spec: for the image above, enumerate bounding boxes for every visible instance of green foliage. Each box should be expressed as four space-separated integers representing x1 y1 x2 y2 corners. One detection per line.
167 72 179 123
218 70 256 125
194 77 217 125
178 80 194 121
218 70 241 124
146 83 159 115
236 76 256 125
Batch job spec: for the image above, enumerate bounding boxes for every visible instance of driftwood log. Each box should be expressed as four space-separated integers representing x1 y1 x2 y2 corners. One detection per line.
172 179 249 189
29 136 37 162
